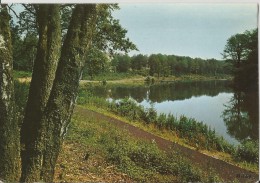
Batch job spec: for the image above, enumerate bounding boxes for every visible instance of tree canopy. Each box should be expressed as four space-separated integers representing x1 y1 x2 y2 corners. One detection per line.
223 29 258 90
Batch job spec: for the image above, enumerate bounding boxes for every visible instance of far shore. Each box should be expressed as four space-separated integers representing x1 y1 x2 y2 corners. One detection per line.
80 75 232 85
16 74 232 85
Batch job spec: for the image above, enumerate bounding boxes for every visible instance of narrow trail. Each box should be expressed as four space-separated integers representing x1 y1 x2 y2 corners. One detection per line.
74 106 259 183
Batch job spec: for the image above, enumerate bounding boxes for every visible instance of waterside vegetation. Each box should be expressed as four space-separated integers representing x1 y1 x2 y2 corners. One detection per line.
77 88 259 172
57 110 223 182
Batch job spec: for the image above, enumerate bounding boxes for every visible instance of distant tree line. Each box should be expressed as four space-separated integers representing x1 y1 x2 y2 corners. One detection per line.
83 53 231 79
106 54 230 77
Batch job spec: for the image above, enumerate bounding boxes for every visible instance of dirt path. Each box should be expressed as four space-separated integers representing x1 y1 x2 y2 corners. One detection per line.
74 106 259 183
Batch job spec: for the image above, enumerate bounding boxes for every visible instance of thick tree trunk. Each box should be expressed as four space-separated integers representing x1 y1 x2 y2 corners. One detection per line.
40 5 96 181
0 6 20 181
20 4 61 182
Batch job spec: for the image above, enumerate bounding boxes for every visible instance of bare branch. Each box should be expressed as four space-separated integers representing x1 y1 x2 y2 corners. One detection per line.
22 4 36 16
7 4 19 19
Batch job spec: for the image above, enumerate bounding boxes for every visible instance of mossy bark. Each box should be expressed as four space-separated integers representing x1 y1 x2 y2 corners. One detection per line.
0 6 20 181
20 4 61 182
40 5 96 181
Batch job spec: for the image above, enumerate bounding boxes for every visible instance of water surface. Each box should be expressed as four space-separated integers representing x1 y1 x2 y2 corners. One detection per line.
90 80 258 145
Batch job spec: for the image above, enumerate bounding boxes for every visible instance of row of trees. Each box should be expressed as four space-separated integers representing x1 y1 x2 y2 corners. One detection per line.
84 30 257 80
12 33 231 79
84 53 231 79
0 4 136 182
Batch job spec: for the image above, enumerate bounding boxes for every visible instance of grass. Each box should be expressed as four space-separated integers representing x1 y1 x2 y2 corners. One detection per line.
13 76 257 181
54 109 223 182
81 70 231 82
82 72 142 81
13 70 32 78
77 92 259 173
14 69 231 85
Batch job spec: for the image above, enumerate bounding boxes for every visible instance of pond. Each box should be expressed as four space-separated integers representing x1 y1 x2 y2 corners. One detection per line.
89 80 258 145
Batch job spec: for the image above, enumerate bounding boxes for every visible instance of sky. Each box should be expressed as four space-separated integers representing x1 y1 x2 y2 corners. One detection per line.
112 3 258 60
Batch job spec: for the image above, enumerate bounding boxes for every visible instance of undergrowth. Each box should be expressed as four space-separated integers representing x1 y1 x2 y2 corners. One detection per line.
77 88 259 166
67 111 223 182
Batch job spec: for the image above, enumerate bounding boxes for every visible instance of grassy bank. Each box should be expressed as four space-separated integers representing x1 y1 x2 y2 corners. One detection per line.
82 74 232 84
13 80 223 182
77 91 258 173
14 70 232 86
54 108 223 182
82 71 231 82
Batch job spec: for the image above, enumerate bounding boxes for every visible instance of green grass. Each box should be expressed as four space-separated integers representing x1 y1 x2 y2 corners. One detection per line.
82 72 140 81
67 110 223 182
82 71 231 82
13 70 32 78
77 92 259 169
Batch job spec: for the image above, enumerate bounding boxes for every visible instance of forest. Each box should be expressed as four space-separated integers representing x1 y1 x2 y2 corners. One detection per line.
0 3 258 183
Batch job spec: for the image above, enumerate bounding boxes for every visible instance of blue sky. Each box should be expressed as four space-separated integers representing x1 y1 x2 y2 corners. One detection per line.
112 3 258 59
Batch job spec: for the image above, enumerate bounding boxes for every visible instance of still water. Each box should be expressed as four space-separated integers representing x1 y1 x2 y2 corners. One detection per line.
90 80 258 145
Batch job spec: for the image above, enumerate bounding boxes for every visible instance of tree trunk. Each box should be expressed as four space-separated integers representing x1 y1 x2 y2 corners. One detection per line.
0 5 20 181
40 5 96 181
20 4 61 182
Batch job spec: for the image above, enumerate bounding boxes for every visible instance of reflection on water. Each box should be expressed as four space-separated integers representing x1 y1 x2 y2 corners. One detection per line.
222 90 259 143
89 80 258 145
140 92 239 144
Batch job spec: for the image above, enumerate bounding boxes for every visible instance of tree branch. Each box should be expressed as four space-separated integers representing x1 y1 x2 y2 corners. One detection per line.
7 4 19 19
22 4 36 16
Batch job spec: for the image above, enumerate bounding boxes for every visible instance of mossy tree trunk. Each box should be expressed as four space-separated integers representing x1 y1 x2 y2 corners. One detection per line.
20 4 61 182
19 4 96 182
40 5 96 181
0 5 20 181
0 4 96 182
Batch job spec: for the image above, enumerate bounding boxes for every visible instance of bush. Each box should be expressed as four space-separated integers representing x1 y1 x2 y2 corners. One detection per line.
143 107 157 124
156 113 167 129
145 76 155 84
235 140 259 163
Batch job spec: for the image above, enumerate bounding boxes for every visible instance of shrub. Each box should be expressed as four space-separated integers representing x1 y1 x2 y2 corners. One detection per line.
235 140 259 163
145 107 157 124
145 76 155 84
156 113 167 129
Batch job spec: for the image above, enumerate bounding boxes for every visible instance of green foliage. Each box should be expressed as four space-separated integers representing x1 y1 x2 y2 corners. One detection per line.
223 28 258 91
70 112 221 182
83 47 109 79
13 70 32 78
78 90 258 165
144 76 155 84
131 54 148 70
93 4 138 55
235 140 259 163
112 54 131 73
11 24 37 71
107 53 230 79
77 89 109 109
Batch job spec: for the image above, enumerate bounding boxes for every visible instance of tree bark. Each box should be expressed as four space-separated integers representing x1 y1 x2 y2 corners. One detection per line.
40 5 96 181
20 4 61 182
0 5 20 181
